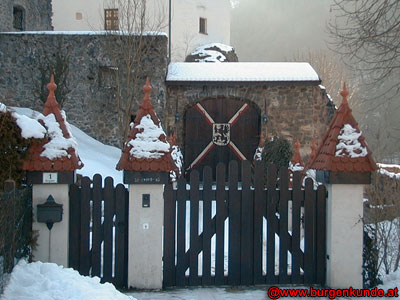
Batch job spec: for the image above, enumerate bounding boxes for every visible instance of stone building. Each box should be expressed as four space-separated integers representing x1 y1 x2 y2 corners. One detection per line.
165 62 335 172
0 32 168 146
0 0 52 32
0 31 334 173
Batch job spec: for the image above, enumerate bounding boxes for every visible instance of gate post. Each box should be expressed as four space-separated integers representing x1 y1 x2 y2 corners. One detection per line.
22 75 83 267
116 77 177 289
321 177 367 288
28 173 75 267
309 83 377 289
124 173 168 289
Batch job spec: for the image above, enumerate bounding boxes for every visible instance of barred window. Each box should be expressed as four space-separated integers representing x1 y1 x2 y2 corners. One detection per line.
104 9 119 30
199 17 207 34
13 6 24 31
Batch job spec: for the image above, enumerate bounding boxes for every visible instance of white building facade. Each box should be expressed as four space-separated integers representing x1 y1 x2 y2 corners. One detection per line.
52 0 231 61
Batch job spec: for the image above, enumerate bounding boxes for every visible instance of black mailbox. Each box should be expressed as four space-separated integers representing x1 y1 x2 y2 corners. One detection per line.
37 195 63 230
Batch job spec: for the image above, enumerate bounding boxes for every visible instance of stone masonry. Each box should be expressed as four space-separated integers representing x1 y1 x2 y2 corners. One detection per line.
0 0 52 32
0 33 168 147
166 83 336 161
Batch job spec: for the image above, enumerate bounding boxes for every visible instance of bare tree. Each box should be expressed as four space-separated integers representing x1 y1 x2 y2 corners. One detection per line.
328 0 400 100
364 171 400 275
290 50 359 107
103 0 168 147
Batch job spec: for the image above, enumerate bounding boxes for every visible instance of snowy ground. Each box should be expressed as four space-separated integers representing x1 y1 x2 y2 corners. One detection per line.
3 260 399 300
1 261 136 300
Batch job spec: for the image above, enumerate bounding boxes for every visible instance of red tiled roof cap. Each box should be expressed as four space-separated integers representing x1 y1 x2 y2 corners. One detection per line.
117 77 178 173
308 82 377 172
23 75 83 172
291 139 304 166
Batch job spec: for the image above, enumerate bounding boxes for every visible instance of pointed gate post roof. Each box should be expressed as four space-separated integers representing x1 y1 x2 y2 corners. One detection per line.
23 75 83 172
291 139 304 167
308 83 377 172
116 77 177 173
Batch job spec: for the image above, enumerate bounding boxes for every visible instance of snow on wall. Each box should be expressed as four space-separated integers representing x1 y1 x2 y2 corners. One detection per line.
167 62 320 82
170 145 183 181
335 124 368 158
128 114 170 159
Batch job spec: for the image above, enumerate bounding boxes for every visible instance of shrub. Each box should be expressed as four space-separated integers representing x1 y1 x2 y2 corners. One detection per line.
0 111 34 187
262 136 293 170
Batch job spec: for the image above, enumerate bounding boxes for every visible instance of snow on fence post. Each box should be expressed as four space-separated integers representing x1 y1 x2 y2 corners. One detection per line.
116 77 177 289
23 75 83 268
309 83 377 289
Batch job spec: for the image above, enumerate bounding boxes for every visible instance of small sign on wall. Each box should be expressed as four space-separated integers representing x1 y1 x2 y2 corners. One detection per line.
42 172 58 184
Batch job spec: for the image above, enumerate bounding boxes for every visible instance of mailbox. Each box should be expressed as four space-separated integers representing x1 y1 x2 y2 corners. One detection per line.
37 195 63 230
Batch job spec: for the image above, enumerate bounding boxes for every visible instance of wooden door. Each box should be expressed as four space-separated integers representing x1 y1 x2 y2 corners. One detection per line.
184 98 260 176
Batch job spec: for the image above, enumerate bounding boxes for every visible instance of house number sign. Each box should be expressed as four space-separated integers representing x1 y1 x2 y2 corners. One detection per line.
43 172 58 184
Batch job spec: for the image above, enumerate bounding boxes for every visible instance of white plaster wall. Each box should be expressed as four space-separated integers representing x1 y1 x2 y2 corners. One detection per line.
128 184 164 289
52 0 231 61
32 184 69 267
326 184 363 289
170 0 231 61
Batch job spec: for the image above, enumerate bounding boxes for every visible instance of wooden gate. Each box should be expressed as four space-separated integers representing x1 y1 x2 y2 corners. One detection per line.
69 174 129 289
163 161 327 287
184 98 260 176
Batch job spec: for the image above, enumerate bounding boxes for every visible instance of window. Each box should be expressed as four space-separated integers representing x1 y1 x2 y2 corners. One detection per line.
104 9 119 30
199 17 207 34
99 66 118 88
13 6 24 31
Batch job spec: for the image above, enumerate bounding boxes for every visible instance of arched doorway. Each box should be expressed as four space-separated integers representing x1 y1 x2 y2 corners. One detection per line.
184 97 260 177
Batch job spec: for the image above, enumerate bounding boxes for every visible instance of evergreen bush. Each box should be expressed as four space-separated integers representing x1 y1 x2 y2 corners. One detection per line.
262 136 293 170
0 111 34 187
363 224 382 288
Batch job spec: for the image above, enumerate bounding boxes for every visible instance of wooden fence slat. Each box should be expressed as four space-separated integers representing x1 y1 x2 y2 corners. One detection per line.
253 161 265 284
114 184 128 288
176 177 187 287
163 182 176 287
79 177 91 276
91 174 102 278
202 166 214 285
316 184 327 285
103 177 115 283
266 164 277 284
215 162 226 285
304 178 316 284
189 171 201 286
278 167 289 284
228 161 241 285
240 160 253 285
69 184 81 271
291 171 303 284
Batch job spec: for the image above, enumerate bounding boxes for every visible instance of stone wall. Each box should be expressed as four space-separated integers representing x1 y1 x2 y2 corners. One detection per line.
0 33 168 147
0 0 52 32
166 83 335 162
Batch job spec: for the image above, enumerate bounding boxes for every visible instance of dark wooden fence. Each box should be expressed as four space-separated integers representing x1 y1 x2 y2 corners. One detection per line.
69 174 129 289
163 160 327 287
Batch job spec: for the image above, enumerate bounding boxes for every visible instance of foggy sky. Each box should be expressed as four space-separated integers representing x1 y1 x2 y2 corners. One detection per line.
231 0 335 62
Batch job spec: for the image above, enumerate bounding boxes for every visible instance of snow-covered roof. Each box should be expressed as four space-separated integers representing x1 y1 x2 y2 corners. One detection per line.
1 30 167 36
166 62 320 82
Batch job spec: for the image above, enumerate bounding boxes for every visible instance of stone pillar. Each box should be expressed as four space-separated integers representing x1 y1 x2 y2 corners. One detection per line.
28 171 74 267
125 172 168 289
319 171 370 289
